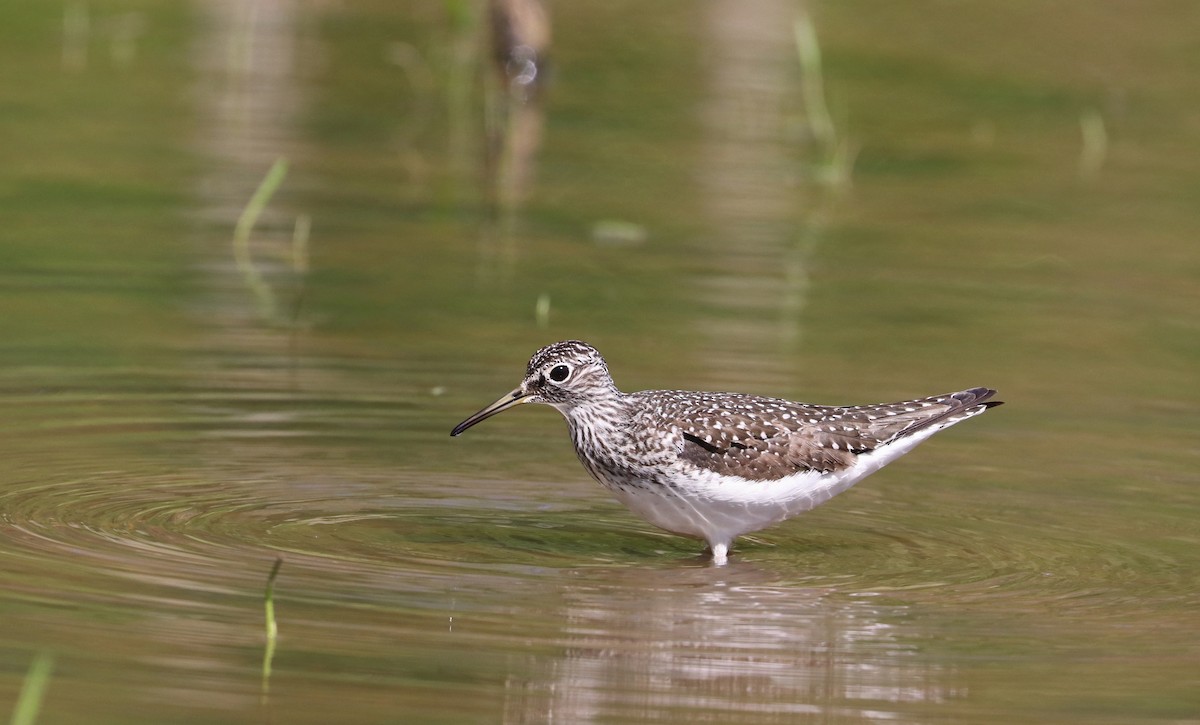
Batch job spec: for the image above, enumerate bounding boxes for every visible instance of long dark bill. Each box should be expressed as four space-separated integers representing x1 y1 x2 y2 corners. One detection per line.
450 389 530 436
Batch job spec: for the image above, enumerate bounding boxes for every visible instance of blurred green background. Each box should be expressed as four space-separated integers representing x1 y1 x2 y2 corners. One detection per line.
0 1 1196 722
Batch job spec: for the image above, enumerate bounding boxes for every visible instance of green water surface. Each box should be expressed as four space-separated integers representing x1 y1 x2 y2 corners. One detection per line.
0 1 1197 723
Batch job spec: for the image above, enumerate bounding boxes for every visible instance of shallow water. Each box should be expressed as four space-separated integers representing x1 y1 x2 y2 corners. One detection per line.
1 1 1198 723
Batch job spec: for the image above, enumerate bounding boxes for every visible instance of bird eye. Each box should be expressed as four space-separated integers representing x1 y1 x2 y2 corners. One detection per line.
549 364 571 382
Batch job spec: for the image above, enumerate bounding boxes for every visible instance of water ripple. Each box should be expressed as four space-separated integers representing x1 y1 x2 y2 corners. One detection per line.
754 500 1196 618
0 376 1193 628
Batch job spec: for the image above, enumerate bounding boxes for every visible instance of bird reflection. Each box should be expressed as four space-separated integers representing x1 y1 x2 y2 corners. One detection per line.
499 560 962 722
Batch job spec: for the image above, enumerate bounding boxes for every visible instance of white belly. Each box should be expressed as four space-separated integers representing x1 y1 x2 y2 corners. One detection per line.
606 467 841 542
599 425 943 546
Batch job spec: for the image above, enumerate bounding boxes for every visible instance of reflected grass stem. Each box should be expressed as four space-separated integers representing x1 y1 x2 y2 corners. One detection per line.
10 652 53 725
261 557 283 704
233 157 289 321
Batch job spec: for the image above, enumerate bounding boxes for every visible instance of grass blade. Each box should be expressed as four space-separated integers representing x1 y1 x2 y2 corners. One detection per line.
233 158 289 321
10 652 54 725
261 557 283 704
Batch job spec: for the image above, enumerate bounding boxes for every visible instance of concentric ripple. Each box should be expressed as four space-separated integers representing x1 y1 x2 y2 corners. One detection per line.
0 368 570 619
747 493 1199 619
2 456 1190 628
0 464 587 616
1 371 1195 632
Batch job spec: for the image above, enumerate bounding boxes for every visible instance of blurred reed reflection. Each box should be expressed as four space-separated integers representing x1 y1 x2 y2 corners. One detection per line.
697 0 852 389
478 0 551 285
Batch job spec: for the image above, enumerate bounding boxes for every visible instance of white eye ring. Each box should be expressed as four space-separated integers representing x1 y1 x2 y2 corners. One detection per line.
548 364 571 383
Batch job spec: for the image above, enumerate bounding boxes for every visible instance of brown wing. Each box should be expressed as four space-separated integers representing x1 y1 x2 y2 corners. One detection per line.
638 388 998 482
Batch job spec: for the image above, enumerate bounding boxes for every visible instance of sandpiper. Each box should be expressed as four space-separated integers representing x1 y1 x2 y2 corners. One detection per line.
451 340 1001 564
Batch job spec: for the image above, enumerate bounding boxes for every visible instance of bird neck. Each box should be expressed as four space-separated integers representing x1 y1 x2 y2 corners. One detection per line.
560 390 630 441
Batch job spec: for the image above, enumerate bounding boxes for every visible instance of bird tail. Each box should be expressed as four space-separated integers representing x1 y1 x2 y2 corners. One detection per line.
890 387 1002 441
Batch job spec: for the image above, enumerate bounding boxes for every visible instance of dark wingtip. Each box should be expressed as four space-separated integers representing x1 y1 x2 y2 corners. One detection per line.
892 386 1002 439
958 387 1000 407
